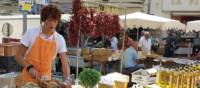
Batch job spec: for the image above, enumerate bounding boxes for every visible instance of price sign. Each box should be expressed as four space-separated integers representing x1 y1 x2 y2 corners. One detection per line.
22 3 32 11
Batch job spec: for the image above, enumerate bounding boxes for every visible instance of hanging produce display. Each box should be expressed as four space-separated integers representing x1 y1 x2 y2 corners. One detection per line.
68 0 121 46
80 8 96 35
69 0 82 46
95 13 120 38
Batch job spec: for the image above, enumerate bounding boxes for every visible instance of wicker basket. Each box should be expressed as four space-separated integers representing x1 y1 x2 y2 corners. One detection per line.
138 51 152 59
82 48 90 55
82 48 113 62
92 55 109 62
92 48 112 55
82 54 92 61
82 48 92 61
92 48 112 62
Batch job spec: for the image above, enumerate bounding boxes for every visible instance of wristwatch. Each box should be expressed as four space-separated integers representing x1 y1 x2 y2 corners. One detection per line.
26 65 34 72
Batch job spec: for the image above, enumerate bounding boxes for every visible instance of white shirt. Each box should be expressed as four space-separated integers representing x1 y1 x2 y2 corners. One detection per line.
138 36 151 51
21 26 67 54
111 36 118 51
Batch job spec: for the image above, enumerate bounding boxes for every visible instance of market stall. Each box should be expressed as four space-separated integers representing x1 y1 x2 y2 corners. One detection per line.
119 12 185 47
172 20 200 56
186 20 200 32
82 48 121 74
119 12 185 30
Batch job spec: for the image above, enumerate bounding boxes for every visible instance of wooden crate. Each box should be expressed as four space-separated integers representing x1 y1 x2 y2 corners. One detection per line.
0 43 20 56
0 45 4 56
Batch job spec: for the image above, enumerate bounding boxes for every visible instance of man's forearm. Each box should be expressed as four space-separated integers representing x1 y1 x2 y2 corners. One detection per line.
15 55 29 68
61 59 70 79
15 44 29 68
59 53 71 80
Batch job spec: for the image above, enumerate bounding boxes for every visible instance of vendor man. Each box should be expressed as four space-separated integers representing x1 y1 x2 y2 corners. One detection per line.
138 31 152 54
15 4 71 87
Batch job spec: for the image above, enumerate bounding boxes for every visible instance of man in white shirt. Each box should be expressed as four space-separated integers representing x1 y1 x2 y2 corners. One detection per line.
138 31 152 53
110 36 118 51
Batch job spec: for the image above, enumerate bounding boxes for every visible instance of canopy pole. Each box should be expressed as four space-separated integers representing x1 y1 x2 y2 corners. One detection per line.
137 26 139 43
120 8 127 73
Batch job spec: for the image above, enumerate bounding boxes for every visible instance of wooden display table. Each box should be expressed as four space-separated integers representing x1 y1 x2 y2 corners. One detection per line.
82 48 121 74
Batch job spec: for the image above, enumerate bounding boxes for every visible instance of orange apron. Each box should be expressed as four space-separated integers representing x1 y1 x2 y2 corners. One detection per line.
22 34 56 83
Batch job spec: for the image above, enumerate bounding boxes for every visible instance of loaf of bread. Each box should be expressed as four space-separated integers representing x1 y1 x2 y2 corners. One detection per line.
38 80 63 88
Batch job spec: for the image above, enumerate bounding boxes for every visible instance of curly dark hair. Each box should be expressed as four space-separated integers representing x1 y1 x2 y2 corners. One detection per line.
40 4 62 23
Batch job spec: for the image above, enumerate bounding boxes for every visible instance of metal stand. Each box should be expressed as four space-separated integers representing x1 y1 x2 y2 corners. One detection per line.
75 30 81 83
23 11 27 34
188 41 191 59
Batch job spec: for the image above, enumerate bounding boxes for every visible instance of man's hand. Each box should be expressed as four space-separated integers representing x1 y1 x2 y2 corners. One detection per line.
64 82 72 88
61 80 72 88
28 67 40 80
136 59 141 64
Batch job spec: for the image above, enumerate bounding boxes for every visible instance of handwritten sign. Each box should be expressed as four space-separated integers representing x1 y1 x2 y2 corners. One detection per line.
22 3 32 11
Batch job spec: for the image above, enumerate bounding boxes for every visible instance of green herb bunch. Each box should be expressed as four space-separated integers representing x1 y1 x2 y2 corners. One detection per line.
79 68 101 88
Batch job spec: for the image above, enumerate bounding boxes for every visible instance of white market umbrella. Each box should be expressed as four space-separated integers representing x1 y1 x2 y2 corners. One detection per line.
162 21 186 31
186 20 200 32
119 12 184 30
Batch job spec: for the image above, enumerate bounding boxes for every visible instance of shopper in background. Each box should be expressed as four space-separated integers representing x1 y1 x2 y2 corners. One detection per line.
105 33 119 52
163 30 176 57
15 4 71 88
110 34 119 52
138 31 152 54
